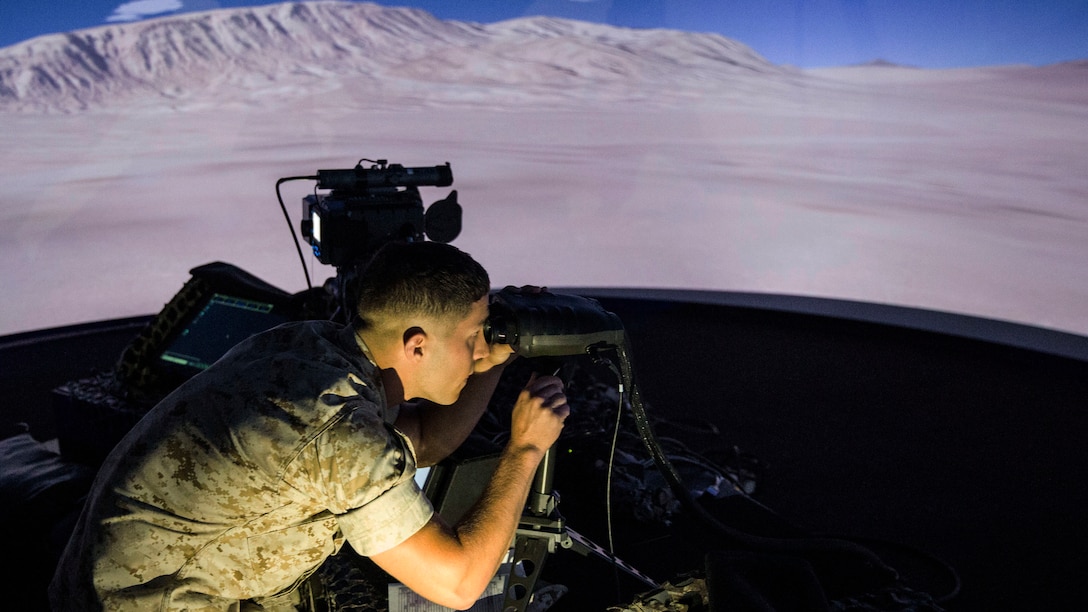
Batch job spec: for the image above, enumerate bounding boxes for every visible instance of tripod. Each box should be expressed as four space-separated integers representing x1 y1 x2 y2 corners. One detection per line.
502 443 658 612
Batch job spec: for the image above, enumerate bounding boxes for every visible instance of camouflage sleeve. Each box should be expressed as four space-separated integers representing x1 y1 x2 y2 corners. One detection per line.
339 472 434 556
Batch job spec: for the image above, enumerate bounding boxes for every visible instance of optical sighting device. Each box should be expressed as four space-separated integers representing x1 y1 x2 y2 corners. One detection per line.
486 287 626 357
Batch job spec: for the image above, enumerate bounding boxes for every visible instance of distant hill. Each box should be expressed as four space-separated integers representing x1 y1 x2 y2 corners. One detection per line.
0 0 788 113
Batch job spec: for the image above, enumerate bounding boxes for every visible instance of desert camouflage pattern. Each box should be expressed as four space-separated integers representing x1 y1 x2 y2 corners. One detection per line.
51 321 433 611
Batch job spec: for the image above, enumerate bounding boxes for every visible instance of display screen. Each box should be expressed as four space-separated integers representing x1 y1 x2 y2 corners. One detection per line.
311 210 322 245
159 293 288 374
1 2 1085 342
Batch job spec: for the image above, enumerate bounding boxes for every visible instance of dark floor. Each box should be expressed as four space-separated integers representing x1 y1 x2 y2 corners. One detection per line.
3 293 1087 611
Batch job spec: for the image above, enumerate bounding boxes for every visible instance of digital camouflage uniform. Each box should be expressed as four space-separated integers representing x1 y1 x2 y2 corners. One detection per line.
50 321 434 611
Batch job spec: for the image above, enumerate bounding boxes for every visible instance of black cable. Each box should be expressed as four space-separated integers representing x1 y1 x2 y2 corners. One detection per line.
599 341 960 604
639 390 960 602
816 533 962 604
602 360 625 602
604 371 623 557
615 334 902 583
275 175 318 291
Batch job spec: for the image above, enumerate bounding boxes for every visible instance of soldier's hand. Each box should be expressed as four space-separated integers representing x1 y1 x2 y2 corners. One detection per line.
509 374 569 454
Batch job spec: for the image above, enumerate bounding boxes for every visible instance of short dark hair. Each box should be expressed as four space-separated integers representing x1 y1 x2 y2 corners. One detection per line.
351 241 490 330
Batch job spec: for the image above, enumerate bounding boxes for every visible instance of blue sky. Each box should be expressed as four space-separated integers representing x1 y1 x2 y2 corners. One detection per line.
1 0 1086 69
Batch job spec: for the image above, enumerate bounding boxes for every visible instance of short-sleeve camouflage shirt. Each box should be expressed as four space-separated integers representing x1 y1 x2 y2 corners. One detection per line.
50 321 434 611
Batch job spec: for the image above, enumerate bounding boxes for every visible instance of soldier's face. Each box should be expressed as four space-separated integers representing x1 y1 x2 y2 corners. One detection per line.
417 297 490 405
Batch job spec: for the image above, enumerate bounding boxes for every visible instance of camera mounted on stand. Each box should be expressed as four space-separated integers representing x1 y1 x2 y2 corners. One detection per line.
299 159 462 269
290 158 463 321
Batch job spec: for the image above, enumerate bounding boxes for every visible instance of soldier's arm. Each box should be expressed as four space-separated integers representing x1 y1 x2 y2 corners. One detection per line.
372 375 567 609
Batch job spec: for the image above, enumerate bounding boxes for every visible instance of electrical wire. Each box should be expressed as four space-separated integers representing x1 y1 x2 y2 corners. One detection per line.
818 534 962 604
614 334 902 581
603 365 625 602
542 338 960 605
275 175 318 291
604 379 623 559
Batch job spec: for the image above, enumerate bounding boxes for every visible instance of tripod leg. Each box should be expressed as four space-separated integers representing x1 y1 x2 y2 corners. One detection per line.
503 533 551 612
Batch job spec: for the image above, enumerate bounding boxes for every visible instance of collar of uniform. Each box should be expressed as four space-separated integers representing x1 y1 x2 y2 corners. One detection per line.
352 328 379 369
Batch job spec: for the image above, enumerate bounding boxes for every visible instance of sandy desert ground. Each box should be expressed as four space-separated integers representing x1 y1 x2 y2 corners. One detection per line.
2 60 1087 338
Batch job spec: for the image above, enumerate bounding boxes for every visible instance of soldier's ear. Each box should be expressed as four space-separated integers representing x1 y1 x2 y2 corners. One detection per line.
402 327 426 360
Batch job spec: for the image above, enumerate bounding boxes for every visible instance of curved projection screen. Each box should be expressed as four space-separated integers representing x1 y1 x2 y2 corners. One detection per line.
1 1 1086 338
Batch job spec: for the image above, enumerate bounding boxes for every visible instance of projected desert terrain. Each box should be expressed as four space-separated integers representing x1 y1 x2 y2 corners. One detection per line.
2 1 1086 337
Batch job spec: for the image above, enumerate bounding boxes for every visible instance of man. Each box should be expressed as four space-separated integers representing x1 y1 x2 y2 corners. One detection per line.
51 241 569 610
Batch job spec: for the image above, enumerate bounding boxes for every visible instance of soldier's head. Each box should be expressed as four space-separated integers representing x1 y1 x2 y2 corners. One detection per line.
352 241 492 404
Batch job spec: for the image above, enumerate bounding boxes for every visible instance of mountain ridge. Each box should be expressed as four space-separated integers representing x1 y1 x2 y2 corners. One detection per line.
0 1 785 113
